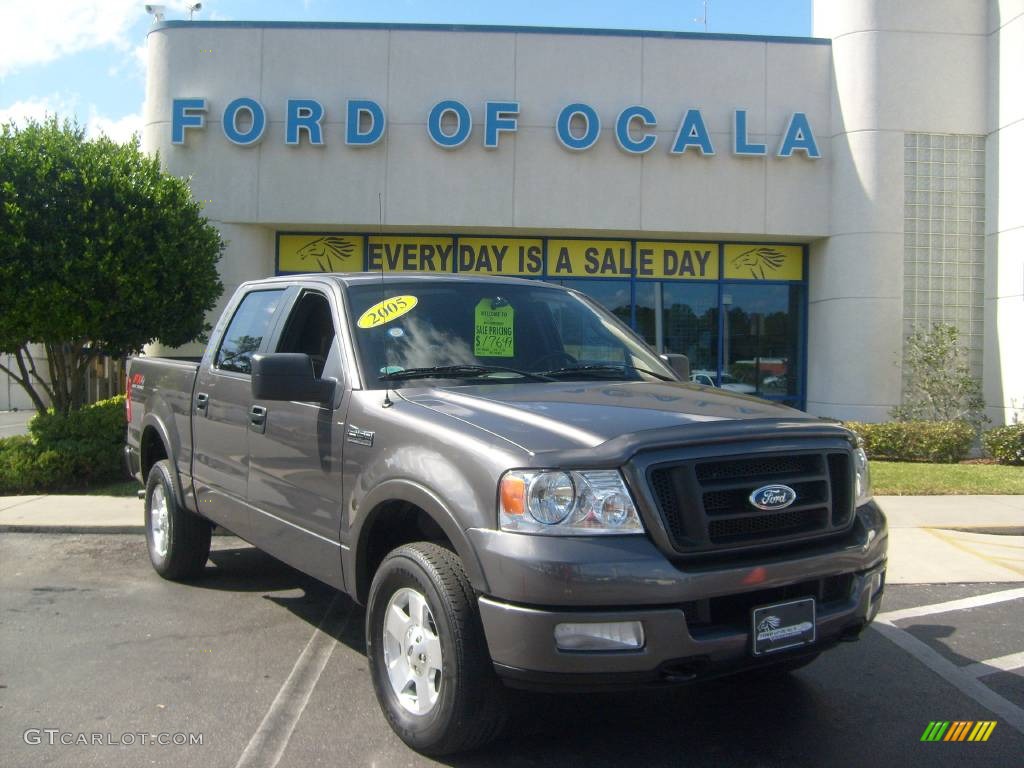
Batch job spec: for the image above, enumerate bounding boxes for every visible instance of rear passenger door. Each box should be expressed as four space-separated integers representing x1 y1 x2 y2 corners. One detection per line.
246 288 349 589
192 288 287 540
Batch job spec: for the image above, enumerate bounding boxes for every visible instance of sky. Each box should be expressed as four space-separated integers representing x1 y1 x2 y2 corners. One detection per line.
0 0 811 144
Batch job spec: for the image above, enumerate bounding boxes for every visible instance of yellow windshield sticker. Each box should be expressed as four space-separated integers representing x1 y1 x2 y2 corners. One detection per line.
474 299 515 357
356 295 418 329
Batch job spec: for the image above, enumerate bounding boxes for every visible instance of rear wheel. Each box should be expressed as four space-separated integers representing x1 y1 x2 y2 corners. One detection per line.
145 459 211 580
366 542 507 755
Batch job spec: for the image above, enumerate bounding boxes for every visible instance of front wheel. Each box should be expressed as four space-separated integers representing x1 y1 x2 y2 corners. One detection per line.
145 459 211 581
366 542 507 755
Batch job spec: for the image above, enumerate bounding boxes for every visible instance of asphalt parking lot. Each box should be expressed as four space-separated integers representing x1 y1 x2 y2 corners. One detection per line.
2 533 1022 768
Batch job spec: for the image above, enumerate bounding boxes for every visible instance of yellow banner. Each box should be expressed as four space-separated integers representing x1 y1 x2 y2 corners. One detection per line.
547 240 633 277
635 241 718 280
723 244 803 281
366 236 455 273
278 234 363 273
456 237 544 276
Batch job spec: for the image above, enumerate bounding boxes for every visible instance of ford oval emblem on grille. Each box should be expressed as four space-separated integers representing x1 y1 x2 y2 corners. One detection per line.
749 484 797 511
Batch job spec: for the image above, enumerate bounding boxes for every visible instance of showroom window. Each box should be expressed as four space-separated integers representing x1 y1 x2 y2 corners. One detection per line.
276 234 808 408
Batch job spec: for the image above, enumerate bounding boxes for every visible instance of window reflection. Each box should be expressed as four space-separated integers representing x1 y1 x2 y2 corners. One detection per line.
662 283 718 373
722 284 802 401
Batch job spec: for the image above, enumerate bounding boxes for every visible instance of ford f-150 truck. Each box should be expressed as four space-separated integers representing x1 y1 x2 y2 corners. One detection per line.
125 273 887 755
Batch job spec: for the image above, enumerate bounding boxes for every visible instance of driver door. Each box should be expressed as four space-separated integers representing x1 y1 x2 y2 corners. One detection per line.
246 288 349 589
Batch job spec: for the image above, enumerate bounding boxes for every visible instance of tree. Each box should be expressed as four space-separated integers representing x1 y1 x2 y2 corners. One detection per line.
0 117 223 414
892 323 989 430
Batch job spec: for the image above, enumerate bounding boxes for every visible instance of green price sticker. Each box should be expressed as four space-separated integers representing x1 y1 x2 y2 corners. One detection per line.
474 298 514 358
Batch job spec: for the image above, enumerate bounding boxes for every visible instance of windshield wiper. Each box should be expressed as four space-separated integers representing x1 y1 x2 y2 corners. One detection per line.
538 363 674 382
378 364 554 382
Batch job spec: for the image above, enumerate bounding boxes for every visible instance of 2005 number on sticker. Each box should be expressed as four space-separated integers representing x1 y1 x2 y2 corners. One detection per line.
357 295 418 329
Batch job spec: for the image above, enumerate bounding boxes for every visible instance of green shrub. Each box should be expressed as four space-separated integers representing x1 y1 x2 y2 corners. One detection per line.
0 436 56 492
845 420 975 463
982 424 1024 466
0 396 126 494
892 323 988 431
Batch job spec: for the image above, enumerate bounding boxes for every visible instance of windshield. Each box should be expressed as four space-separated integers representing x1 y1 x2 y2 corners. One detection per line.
346 281 676 388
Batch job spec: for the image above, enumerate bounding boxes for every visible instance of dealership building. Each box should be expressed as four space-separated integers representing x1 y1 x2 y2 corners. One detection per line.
136 0 1022 423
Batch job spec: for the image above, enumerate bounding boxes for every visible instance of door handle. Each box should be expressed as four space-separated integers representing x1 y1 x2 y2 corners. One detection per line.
195 392 209 415
249 404 267 433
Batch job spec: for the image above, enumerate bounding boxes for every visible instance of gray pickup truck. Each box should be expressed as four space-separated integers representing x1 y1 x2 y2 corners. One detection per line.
125 273 887 755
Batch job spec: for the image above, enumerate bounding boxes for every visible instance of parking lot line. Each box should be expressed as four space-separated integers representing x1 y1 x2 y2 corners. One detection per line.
875 586 1024 624
962 651 1024 679
235 594 350 768
872 587 1024 736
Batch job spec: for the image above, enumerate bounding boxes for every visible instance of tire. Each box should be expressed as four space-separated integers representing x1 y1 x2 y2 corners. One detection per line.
144 459 212 581
366 542 507 756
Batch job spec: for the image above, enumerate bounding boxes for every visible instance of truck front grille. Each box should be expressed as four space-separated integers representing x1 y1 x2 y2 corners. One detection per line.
647 449 855 555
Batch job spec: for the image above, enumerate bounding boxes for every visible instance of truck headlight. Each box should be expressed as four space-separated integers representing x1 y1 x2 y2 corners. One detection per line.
499 469 644 535
854 446 872 506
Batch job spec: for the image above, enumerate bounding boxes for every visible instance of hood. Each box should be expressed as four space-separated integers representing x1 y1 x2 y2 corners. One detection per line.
399 380 817 454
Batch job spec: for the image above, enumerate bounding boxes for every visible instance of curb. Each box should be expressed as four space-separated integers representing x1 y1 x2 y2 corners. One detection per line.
0 525 233 535
0 525 145 534
940 526 1024 536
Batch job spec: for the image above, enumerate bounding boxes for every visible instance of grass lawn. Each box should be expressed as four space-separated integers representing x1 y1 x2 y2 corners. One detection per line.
871 461 1024 495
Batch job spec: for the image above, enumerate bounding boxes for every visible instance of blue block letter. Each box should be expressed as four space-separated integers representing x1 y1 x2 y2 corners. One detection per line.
485 101 519 149
615 105 657 154
733 110 766 156
427 100 472 149
670 109 715 155
171 98 206 145
556 103 600 151
777 112 821 158
346 100 386 146
286 99 324 146
223 98 266 146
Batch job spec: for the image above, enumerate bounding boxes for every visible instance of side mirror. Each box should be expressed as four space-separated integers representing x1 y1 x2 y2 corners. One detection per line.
660 353 690 381
251 353 333 403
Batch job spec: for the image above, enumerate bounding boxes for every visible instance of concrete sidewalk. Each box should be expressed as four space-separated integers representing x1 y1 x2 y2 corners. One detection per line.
0 492 1021 583
879 495 1024 584
0 493 143 533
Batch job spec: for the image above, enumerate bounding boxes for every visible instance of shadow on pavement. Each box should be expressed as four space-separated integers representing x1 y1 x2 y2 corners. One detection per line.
202 543 367 654
444 674 822 768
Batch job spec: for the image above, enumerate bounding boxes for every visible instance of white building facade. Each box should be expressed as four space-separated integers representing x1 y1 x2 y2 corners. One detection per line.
138 0 1023 424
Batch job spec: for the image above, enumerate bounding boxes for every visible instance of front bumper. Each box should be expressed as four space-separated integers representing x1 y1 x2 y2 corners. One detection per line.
472 501 887 690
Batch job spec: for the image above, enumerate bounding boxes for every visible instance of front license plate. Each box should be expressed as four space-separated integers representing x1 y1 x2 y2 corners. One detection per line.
752 598 816 656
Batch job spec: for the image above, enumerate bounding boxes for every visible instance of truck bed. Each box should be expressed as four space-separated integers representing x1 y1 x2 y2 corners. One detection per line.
125 357 200 492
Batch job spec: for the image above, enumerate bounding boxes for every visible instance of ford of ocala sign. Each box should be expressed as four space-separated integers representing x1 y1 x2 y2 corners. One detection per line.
170 98 821 158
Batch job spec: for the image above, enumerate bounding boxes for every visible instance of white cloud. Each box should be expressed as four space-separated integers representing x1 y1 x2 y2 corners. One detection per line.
0 94 79 125
0 0 145 77
107 42 149 79
0 94 141 144
86 109 142 143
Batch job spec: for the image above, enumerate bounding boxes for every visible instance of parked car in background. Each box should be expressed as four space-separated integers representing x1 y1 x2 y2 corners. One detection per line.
689 369 758 395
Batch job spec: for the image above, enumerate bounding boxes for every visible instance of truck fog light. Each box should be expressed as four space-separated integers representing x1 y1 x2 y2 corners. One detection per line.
554 621 645 651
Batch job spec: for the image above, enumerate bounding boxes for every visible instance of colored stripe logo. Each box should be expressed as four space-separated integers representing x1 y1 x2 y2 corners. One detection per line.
920 721 997 742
